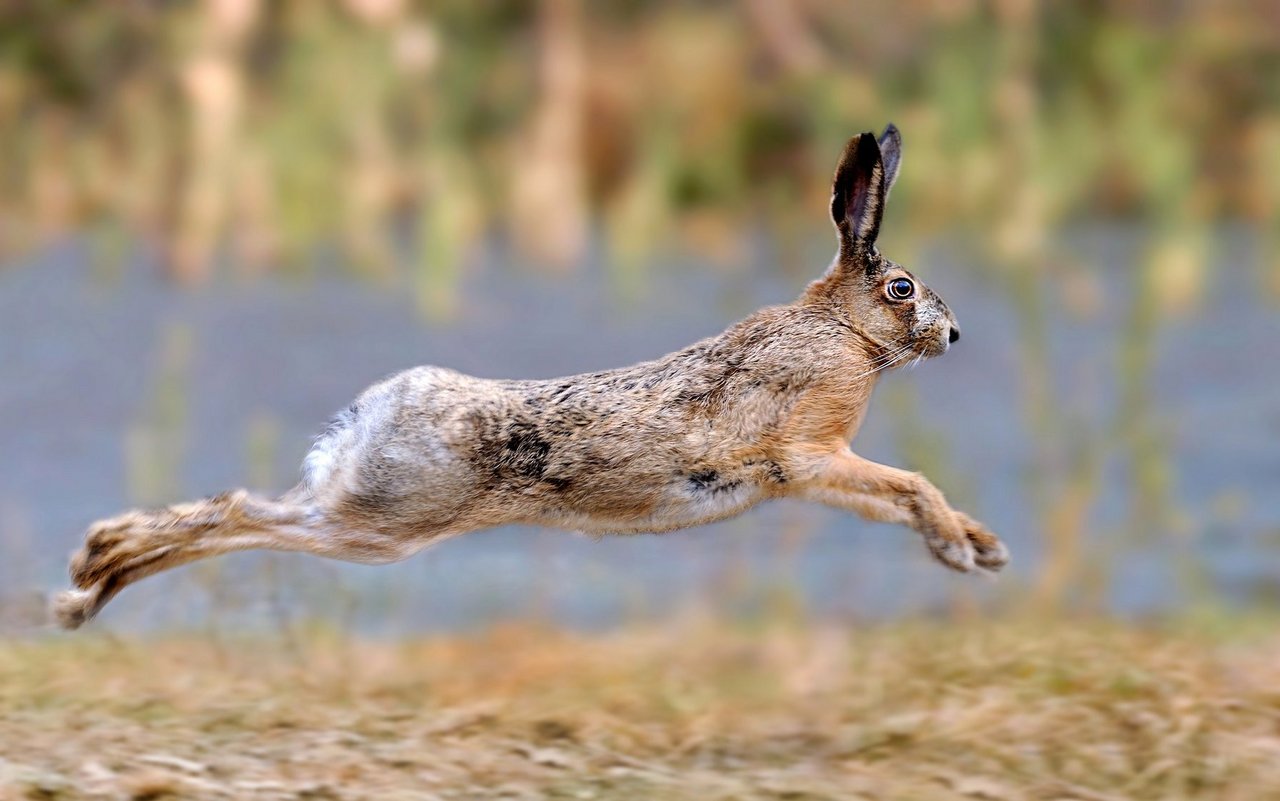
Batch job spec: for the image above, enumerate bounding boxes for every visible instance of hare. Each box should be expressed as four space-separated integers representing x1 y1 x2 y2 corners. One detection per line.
54 125 1007 629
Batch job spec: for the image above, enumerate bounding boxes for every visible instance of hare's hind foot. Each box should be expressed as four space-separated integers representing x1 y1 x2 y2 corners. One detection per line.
60 489 432 629
60 491 316 629
69 514 143 590
69 490 301 590
52 587 107 630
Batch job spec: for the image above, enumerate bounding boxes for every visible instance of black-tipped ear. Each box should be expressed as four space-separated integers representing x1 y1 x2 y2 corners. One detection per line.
877 123 902 197
830 132 886 256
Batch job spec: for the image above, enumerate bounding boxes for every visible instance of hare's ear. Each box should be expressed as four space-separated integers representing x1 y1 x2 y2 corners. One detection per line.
830 131 886 259
877 123 902 198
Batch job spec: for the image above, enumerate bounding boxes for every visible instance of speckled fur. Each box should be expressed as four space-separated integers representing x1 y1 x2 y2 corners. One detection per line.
55 126 1007 629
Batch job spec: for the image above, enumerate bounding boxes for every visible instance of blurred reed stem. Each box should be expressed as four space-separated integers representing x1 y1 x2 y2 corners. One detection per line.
1 2 1275 294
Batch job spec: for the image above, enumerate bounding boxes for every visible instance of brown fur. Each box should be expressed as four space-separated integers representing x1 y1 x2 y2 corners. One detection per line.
54 125 1007 629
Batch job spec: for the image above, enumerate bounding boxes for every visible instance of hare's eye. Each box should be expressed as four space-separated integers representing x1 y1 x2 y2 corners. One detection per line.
887 278 915 300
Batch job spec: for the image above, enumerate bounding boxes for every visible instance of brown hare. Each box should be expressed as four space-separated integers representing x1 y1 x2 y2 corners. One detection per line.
55 125 1008 629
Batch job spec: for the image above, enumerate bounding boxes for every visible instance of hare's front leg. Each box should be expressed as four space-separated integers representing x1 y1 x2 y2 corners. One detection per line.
798 449 1008 572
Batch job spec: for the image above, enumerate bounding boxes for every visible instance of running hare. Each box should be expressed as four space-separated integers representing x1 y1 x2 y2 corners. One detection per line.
56 125 1007 629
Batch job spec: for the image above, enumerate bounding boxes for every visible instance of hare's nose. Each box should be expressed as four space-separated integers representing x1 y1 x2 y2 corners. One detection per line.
948 326 961 344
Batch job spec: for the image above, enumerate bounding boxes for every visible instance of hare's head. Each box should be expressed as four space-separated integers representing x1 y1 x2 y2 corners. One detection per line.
813 125 959 361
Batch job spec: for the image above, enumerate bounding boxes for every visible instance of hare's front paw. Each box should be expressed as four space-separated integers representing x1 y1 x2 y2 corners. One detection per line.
925 531 978 573
955 511 1009 572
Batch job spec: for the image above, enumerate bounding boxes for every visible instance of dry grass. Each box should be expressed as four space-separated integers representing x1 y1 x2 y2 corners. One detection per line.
1 618 1277 800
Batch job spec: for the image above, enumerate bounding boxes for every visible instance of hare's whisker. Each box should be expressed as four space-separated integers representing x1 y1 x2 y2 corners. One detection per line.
851 346 911 381
851 345 918 381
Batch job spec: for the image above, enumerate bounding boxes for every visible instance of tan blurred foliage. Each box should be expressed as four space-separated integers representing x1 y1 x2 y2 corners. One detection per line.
2 620 1278 799
0 1 1277 284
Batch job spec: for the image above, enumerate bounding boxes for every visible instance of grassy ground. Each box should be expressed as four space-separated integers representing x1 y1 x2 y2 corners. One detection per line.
1 618 1277 800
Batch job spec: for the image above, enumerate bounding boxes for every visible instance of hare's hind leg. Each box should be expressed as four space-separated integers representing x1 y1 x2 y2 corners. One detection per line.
67 490 311 590
54 525 306 630
55 490 410 629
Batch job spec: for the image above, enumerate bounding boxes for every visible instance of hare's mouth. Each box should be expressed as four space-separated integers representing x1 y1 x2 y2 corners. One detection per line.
905 326 954 360
918 337 949 359
896 332 947 360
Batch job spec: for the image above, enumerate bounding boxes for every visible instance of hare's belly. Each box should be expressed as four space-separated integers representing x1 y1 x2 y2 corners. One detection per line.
553 472 767 535
664 468 767 523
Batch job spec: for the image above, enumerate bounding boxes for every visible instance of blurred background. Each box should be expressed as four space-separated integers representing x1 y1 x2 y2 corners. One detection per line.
1 0 1278 632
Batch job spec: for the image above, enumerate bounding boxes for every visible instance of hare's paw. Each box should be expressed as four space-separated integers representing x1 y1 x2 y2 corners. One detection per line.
51 589 96 630
70 519 129 589
69 514 158 589
925 532 977 573
956 511 1009 572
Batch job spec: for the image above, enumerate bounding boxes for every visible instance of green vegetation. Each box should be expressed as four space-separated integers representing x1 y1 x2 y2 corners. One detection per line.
1 2 1277 289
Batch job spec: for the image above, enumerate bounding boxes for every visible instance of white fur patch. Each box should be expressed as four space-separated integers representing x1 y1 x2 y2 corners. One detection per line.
302 446 337 491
